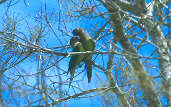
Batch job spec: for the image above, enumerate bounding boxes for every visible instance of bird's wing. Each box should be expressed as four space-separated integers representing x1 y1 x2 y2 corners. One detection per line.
72 28 95 83
68 42 85 87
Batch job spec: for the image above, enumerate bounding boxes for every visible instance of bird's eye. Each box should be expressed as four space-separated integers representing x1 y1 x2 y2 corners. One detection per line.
75 36 80 39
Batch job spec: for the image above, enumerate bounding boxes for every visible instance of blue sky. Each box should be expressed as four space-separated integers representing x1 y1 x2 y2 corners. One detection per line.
0 0 169 106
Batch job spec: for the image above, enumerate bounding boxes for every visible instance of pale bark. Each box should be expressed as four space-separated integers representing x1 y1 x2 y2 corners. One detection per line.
99 0 162 106
105 43 131 107
143 1 171 106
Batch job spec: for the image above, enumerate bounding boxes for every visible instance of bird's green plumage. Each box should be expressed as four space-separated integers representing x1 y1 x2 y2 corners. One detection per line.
72 28 95 83
84 56 93 82
68 36 85 87
72 28 95 51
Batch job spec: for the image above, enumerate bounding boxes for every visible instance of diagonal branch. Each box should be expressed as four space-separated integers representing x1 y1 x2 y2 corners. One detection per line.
32 87 114 107
101 0 161 106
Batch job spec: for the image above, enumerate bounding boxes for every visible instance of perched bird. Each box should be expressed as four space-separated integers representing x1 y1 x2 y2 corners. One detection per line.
72 28 95 51
72 28 95 83
68 36 85 87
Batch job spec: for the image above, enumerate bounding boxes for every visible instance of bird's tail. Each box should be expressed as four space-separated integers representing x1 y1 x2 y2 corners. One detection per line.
85 56 92 83
69 77 73 88
68 69 75 88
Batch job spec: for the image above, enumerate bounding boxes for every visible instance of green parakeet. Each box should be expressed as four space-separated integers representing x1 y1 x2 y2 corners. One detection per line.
72 28 95 83
68 36 85 87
